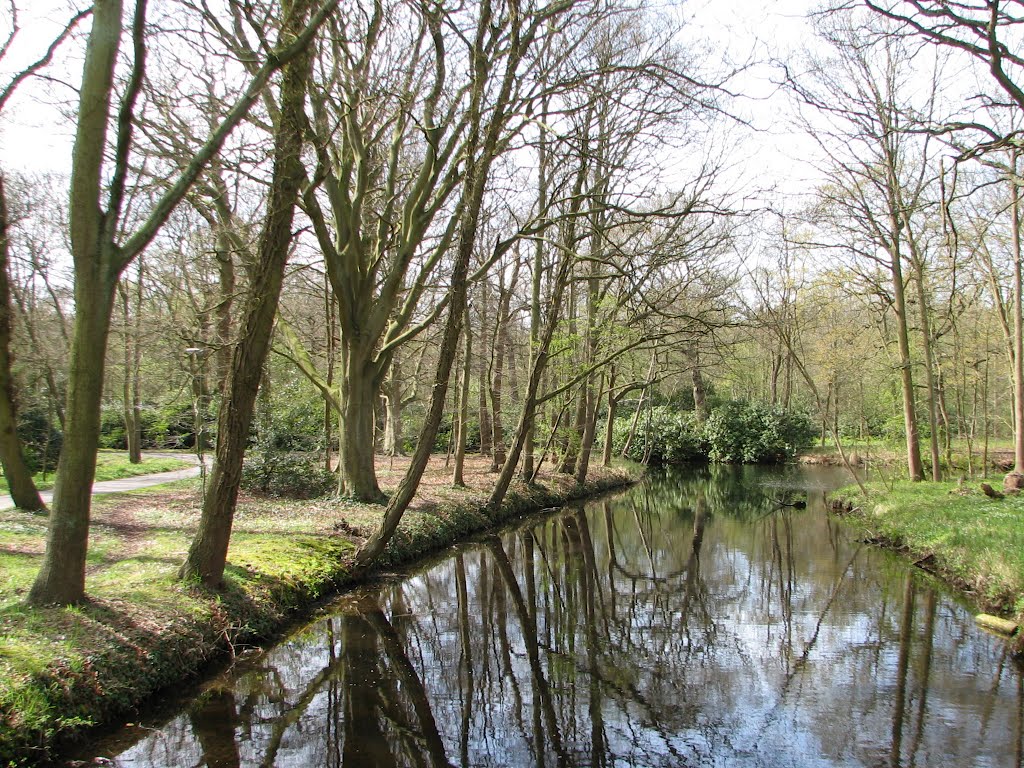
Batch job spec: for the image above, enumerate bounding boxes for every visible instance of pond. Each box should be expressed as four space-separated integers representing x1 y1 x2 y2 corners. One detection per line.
74 464 1024 767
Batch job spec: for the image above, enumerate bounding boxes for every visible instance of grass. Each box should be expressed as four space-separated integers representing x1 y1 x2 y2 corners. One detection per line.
832 478 1024 626
0 452 192 494
803 436 1018 479
0 454 638 766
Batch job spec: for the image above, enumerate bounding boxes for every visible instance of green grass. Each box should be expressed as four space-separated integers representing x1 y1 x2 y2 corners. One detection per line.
832 479 1024 617
0 452 192 494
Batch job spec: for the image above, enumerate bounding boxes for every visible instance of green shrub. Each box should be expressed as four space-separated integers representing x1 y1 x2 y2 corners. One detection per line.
703 400 815 463
240 452 336 499
612 406 705 464
612 400 814 465
17 407 62 474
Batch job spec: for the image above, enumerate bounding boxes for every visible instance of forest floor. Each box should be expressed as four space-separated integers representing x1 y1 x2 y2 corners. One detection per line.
0 454 638 766
831 477 1024 654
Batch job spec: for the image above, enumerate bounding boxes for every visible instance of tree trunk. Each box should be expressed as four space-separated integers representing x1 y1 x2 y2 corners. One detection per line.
118 264 143 464
602 367 616 468
28 0 125 604
477 284 493 458
179 0 314 587
453 304 472 486
382 361 404 458
909 244 941 480
337 345 384 501
30 281 117 602
1012 152 1024 475
0 174 45 511
890 243 924 481
691 345 708 422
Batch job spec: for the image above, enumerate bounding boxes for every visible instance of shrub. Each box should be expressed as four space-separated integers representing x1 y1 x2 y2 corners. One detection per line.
703 400 815 463
240 452 337 499
612 406 705 464
17 407 62 474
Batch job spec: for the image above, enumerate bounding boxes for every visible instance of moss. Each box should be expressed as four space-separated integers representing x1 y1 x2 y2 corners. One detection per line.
0 461 639 765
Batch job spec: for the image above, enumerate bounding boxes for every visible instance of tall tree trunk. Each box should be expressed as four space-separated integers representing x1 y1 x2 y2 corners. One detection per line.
453 304 472 486
29 0 126 604
323 272 335 472
215 228 235 394
1012 151 1024 475
180 0 314 587
118 262 143 464
477 283 493 458
337 345 384 502
0 174 45 511
602 367 616 468
382 360 404 458
890 243 924 481
691 344 708 423
909 245 941 481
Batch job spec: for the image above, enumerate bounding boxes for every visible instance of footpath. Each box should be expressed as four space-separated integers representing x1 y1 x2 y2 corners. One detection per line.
0 452 205 511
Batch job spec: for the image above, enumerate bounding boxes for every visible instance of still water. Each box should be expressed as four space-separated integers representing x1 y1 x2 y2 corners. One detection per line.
80 465 1023 767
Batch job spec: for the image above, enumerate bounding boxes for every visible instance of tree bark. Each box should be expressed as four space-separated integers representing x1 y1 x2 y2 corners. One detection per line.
890 242 924 481
453 304 472 486
180 0 315 587
337 346 385 501
1012 151 1024 474
29 0 126 604
0 174 45 511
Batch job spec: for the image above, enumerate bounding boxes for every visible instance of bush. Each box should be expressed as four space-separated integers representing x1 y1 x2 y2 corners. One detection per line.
612 400 815 465
240 452 337 499
612 406 705 464
17 407 62 474
703 400 815 463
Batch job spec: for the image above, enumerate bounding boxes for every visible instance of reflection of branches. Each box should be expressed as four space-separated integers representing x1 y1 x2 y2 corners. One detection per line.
364 606 451 768
487 536 569 767
749 544 864 751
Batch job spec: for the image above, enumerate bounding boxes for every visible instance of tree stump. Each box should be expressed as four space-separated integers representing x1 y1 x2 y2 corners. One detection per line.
1003 472 1024 494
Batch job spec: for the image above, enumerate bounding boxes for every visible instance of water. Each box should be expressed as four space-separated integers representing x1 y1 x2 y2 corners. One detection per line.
76 464 1024 767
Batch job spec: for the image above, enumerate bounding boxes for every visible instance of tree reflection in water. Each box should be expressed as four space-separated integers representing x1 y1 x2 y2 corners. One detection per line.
95 465 1024 767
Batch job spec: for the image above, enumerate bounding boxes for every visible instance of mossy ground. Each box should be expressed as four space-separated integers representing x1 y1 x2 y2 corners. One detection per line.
0 454 637 766
832 478 1024 637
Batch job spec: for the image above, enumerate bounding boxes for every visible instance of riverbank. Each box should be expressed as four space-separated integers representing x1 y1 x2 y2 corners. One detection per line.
0 455 639 766
831 479 1024 651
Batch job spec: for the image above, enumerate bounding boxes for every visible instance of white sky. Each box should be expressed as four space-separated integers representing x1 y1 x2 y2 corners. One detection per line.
0 0 819 182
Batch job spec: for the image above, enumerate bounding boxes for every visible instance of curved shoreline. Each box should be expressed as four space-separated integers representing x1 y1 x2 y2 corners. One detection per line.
828 486 1024 656
0 465 639 767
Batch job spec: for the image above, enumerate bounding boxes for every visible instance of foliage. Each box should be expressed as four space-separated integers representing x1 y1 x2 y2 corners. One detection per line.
703 400 815 463
263 377 326 452
98 403 205 450
613 400 815 465
613 405 706 464
16 407 62 474
240 452 337 499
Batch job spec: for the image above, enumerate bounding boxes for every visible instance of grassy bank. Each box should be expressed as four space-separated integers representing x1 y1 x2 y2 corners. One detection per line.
0 452 192 494
831 479 1024 643
801 438 1017 476
0 455 637 766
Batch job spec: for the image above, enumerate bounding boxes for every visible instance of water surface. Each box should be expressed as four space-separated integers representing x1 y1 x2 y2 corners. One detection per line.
79 465 1024 767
